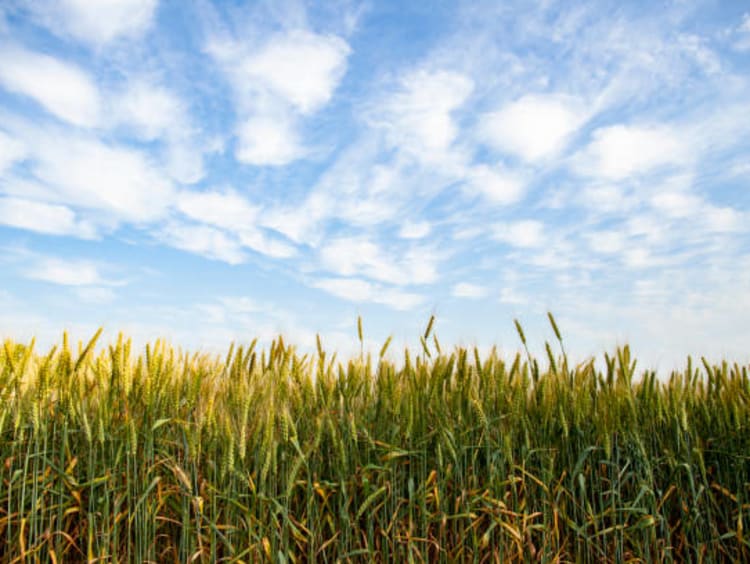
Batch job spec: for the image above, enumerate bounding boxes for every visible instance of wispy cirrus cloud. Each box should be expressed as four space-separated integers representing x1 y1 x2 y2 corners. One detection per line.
111 79 207 184
313 277 424 311
21 255 118 287
28 132 174 223
493 220 545 249
465 164 526 205
176 188 297 259
23 0 158 47
0 129 26 173
157 222 246 265
373 69 473 168
0 37 209 187
177 189 259 233
731 13 750 51
207 27 350 166
0 43 101 127
0 196 97 238
319 236 439 286
398 221 431 240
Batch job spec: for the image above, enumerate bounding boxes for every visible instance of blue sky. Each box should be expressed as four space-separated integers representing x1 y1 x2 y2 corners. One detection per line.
1 0 749 370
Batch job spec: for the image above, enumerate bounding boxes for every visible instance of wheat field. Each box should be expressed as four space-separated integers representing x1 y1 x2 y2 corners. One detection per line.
1 316 748 562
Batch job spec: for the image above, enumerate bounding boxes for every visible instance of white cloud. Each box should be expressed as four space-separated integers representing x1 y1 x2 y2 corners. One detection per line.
650 191 701 218
452 225 483 240
577 184 638 213
677 34 721 75
239 30 350 114
114 81 184 141
335 190 404 227
0 44 101 127
319 237 439 286
652 196 744 234
625 215 666 244
176 188 296 258
163 141 207 185
646 175 745 233
402 247 440 285
159 222 245 265
480 94 585 162
31 132 174 224
24 257 107 286
177 189 259 232
623 248 654 269
2 119 177 227
467 164 526 204
734 13 750 51
0 130 26 173
271 143 410 241
28 0 157 47
0 197 96 238
207 28 350 166
0 176 55 204
261 197 329 245
493 220 545 248
313 277 424 310
238 230 297 259
320 237 399 281
377 69 473 165
452 282 489 299
586 230 625 254
702 207 743 233
112 80 206 183
399 221 431 239
259 142 398 244
574 124 689 180
235 115 303 166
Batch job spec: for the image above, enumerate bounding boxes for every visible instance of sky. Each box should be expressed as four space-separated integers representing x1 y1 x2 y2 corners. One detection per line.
1 0 749 372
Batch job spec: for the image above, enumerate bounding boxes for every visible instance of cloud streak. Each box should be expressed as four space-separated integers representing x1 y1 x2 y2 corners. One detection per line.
207 27 350 166
0 44 101 127
25 0 158 47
